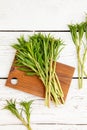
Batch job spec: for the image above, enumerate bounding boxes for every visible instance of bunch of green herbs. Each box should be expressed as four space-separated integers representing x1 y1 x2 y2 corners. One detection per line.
12 33 64 107
4 100 33 130
68 19 87 88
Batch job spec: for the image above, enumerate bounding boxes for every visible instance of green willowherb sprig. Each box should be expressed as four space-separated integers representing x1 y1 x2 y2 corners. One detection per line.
68 19 87 89
4 100 33 130
12 33 64 107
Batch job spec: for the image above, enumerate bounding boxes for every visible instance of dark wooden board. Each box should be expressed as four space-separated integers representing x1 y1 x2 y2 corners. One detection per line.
6 59 75 101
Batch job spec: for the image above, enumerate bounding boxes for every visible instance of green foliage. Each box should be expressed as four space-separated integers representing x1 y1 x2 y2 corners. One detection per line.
68 19 87 88
68 24 78 45
4 100 33 130
12 33 64 107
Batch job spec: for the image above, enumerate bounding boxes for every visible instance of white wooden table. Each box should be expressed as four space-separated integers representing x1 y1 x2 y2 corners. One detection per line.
0 0 87 129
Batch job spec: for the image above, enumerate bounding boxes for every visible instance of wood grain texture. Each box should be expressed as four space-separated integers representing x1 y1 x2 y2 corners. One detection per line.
6 58 74 100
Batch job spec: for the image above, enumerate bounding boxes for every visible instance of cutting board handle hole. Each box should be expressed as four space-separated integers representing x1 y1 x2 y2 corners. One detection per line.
11 77 18 85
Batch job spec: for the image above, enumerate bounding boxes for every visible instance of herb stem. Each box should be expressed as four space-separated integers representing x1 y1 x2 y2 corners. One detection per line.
27 125 32 130
48 40 53 107
77 46 81 88
55 73 64 97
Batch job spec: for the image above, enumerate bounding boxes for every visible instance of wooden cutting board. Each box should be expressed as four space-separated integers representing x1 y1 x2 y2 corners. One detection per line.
6 59 75 101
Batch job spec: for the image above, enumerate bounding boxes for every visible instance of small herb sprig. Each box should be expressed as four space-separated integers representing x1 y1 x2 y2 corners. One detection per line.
12 33 64 107
68 19 87 88
4 100 33 130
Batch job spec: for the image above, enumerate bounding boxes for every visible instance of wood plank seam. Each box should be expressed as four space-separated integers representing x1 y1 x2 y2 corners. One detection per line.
0 30 70 32
1 123 87 126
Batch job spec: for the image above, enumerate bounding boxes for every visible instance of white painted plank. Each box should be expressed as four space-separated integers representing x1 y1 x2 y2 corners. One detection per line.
0 0 86 129
0 0 86 30
0 79 87 124
0 32 81 77
0 124 87 130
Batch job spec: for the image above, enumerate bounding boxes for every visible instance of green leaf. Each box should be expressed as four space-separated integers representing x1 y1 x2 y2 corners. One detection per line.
77 22 85 41
26 71 37 76
20 100 33 123
68 24 78 45
4 100 21 119
84 22 87 40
